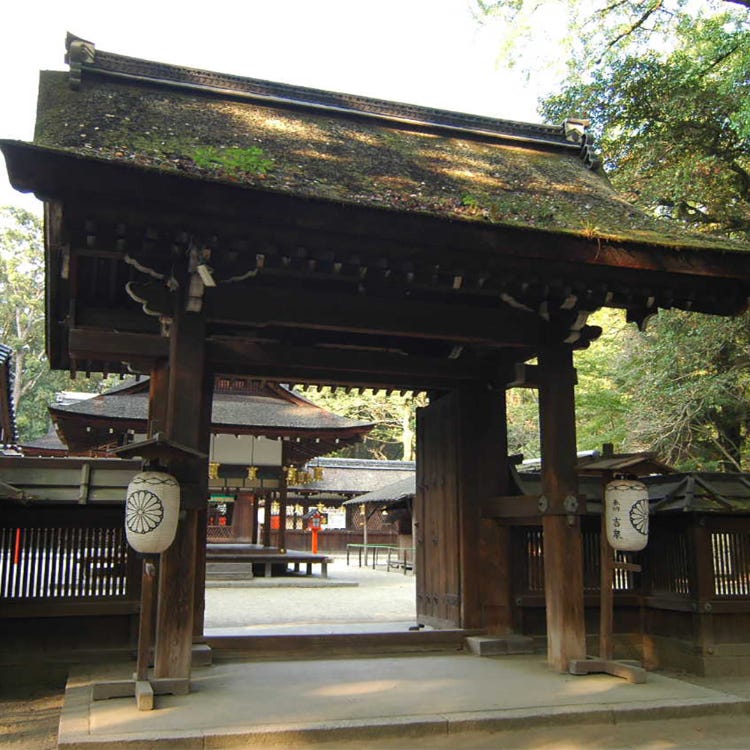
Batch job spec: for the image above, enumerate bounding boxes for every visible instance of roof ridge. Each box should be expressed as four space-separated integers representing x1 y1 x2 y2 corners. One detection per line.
64 33 596 163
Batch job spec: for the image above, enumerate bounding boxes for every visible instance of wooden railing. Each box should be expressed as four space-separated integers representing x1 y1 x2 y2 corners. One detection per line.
1 505 141 618
0 525 130 600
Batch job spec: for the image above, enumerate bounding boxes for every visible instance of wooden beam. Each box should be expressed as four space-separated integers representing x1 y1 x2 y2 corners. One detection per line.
186 285 546 348
205 338 501 390
69 328 168 362
482 495 542 519
537 346 586 672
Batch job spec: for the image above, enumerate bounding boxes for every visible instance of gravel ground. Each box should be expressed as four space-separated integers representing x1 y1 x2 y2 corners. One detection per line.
204 554 417 633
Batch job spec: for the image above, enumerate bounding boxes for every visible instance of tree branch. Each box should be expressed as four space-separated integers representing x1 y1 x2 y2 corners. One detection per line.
595 0 665 63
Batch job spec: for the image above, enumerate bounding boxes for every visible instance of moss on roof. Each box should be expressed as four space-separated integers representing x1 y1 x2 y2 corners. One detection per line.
33 70 746 252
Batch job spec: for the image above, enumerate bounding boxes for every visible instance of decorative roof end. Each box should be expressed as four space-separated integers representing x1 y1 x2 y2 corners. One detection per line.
65 33 96 90
564 118 601 171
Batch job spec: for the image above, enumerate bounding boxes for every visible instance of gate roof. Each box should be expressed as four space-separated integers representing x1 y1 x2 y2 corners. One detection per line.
3 36 750 390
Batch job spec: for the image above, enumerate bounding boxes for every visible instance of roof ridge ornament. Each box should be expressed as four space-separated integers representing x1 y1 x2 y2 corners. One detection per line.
65 33 96 90
563 118 601 170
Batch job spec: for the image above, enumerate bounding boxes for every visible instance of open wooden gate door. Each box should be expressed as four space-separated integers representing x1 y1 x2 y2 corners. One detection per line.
415 391 462 629
415 388 511 631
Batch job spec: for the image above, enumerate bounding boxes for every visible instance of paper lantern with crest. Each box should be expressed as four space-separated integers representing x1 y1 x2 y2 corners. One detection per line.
125 471 180 554
604 479 649 552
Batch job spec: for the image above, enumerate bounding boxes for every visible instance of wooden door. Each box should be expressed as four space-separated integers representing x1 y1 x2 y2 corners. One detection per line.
415 392 462 628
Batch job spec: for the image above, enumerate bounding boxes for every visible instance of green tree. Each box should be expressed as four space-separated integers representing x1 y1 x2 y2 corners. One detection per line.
0 207 111 441
295 386 427 461
537 5 750 469
574 309 633 453
541 16 750 239
475 0 750 469
613 311 750 470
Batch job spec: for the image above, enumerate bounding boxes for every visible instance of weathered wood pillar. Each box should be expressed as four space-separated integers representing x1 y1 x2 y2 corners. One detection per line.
148 360 169 436
538 346 586 671
690 521 716 662
153 297 211 680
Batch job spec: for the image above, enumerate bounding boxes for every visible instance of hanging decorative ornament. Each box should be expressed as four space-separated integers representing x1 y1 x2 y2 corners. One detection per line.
313 465 324 482
604 479 649 551
208 462 220 479
246 466 258 480
125 470 180 554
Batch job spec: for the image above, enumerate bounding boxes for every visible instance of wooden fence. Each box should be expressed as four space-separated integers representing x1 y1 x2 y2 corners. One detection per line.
0 505 141 617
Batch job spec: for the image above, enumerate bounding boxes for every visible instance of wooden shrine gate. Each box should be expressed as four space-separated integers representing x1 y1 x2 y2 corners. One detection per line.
4 35 750 690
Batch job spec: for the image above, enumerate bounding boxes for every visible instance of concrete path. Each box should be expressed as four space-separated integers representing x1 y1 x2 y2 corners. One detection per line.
58 654 750 749
56 556 750 749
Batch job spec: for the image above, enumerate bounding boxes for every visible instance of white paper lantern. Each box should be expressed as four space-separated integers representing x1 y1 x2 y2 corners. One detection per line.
605 479 649 551
125 471 180 554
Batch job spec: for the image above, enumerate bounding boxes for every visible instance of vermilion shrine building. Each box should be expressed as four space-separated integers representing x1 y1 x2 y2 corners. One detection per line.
3 35 750 683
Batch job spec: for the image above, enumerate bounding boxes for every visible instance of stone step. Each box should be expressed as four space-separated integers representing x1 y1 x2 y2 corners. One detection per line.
465 634 535 656
206 562 254 580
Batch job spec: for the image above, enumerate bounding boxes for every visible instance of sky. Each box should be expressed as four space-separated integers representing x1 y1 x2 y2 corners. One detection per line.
0 0 566 212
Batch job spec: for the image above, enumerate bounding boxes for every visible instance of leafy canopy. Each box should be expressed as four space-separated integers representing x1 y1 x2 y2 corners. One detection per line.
477 0 750 469
0 207 115 442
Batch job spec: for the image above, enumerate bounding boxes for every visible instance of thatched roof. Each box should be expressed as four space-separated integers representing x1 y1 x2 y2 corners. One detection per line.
20 35 745 254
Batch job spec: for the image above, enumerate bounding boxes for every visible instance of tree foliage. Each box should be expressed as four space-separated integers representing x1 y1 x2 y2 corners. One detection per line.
541 15 750 238
0 207 111 441
615 310 750 470
295 386 427 461
475 0 750 470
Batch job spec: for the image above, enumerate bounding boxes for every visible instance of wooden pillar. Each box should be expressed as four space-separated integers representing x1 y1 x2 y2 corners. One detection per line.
148 360 169 436
538 346 586 671
251 494 259 544
153 297 211 680
278 476 288 553
690 520 716 661
232 491 256 542
262 493 272 548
